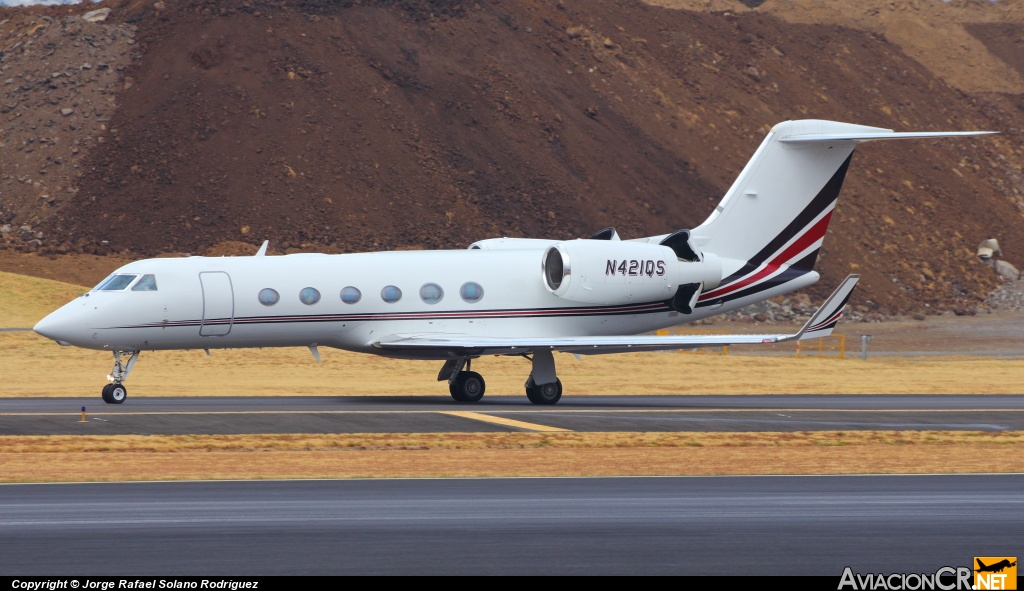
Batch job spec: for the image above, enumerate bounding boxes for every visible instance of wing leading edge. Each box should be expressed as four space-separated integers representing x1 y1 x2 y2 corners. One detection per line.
374 275 860 356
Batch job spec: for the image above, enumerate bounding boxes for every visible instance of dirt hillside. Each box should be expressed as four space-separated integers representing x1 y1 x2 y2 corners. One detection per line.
653 0 1024 93
1 0 1023 316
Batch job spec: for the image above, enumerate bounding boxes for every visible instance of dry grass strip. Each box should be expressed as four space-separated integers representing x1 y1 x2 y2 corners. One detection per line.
2 431 1022 482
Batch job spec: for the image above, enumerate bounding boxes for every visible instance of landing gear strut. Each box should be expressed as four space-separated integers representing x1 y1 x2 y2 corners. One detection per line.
102 350 139 404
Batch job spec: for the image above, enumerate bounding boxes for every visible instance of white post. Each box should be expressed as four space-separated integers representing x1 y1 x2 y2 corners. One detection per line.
860 335 872 360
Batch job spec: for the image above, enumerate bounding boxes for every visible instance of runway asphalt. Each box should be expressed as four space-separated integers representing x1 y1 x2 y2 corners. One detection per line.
1 474 1020 575
1 395 1023 434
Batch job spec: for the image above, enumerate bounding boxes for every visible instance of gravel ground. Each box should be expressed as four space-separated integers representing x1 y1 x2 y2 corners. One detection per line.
982 277 1024 312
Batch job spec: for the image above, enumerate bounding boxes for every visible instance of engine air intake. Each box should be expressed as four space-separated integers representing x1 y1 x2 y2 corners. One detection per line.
544 246 567 291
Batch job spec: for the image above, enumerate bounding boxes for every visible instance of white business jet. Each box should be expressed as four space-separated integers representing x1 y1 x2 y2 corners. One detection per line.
33 120 993 404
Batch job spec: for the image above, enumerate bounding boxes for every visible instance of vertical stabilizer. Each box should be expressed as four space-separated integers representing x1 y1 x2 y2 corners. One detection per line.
686 120 883 306
692 120 879 280
633 120 994 309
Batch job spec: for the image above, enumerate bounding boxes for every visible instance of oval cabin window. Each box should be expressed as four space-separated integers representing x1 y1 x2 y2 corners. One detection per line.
419 283 444 305
381 285 402 303
258 288 280 306
299 287 321 305
341 286 361 304
460 282 484 303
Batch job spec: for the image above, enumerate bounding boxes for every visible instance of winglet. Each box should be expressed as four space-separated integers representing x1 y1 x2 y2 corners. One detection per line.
255 240 269 257
783 274 860 342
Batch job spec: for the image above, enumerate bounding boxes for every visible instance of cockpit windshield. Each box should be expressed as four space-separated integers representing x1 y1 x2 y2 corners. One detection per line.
131 274 158 292
95 274 138 291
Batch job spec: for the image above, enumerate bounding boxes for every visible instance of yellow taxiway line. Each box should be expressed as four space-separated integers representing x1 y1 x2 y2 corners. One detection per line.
440 411 571 432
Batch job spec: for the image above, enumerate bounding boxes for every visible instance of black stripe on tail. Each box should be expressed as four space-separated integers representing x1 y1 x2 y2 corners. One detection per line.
718 154 853 286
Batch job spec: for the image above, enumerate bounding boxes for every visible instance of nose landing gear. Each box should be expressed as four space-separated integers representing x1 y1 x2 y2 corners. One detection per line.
101 350 139 404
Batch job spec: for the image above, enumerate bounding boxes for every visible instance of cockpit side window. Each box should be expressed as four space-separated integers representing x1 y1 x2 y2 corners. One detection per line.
131 274 158 292
96 274 139 291
91 274 115 291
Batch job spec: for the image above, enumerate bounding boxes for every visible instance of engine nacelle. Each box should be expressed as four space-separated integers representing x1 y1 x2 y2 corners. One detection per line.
542 240 710 305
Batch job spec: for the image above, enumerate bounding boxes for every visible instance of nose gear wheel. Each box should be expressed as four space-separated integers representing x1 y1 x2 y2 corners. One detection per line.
101 383 128 404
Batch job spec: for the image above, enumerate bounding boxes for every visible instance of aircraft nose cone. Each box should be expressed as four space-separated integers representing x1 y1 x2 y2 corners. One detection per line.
34 310 74 344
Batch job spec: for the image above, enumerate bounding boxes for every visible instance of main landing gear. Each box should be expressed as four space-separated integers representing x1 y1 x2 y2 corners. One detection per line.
523 350 561 405
101 350 139 404
441 358 486 402
438 349 563 405
450 370 486 402
525 377 562 405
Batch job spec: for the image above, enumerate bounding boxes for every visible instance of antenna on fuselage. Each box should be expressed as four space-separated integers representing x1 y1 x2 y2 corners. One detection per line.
255 240 269 257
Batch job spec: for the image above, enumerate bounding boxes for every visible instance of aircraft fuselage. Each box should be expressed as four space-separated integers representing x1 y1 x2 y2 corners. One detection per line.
34 248 813 358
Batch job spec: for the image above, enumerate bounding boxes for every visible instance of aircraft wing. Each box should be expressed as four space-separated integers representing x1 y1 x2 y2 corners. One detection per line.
374 275 859 356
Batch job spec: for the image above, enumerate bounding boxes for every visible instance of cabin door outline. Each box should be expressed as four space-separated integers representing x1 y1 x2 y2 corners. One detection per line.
199 272 234 336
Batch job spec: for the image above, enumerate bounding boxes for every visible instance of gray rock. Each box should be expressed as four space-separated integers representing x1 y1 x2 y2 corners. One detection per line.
82 8 111 23
994 260 1020 282
60 107 74 116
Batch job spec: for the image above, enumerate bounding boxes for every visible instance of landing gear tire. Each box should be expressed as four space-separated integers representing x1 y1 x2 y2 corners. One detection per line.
526 378 562 405
103 383 127 404
102 351 138 404
449 371 486 403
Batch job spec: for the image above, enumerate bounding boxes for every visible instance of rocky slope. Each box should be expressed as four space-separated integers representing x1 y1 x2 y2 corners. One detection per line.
0 0 1022 317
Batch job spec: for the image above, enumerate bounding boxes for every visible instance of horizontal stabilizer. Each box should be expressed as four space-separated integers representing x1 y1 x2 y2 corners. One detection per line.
779 131 996 144
374 275 860 356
